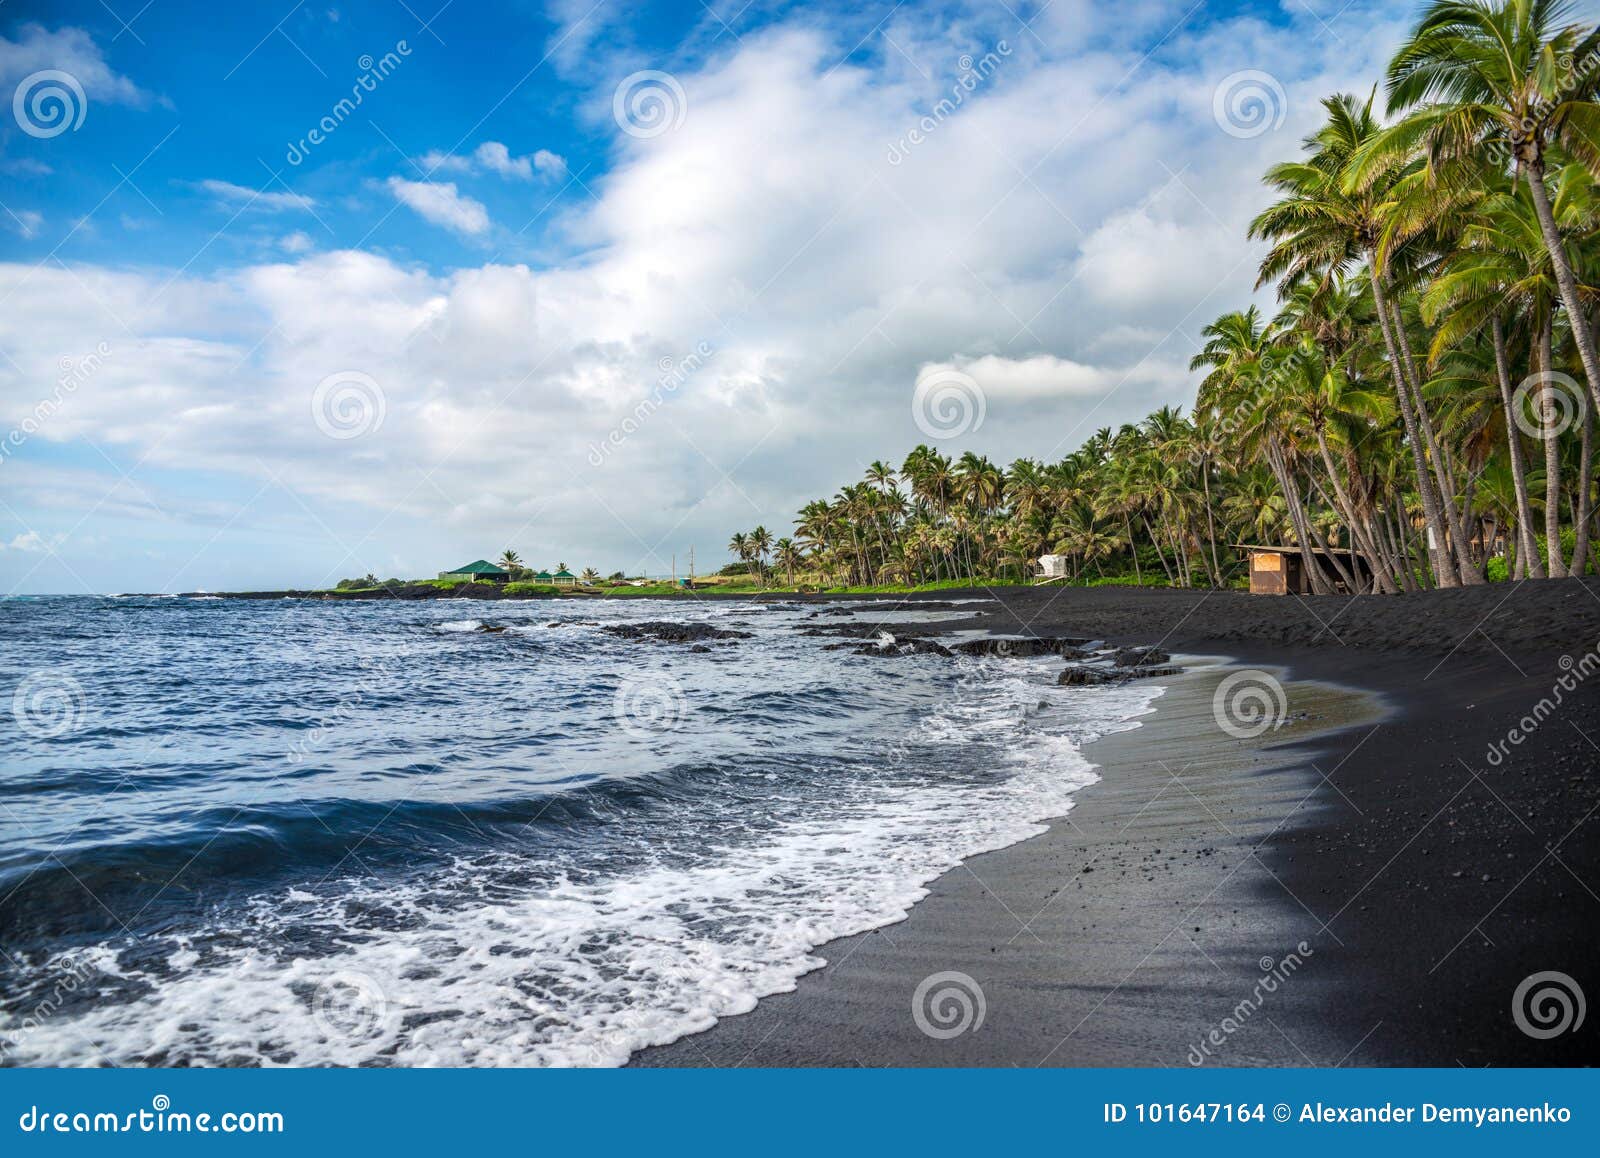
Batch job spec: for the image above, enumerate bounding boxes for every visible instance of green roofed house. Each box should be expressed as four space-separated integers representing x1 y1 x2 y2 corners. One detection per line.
551 568 578 587
439 559 509 583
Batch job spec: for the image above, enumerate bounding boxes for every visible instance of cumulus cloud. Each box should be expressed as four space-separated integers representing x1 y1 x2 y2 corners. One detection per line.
0 2 1414 585
419 141 568 181
386 178 490 235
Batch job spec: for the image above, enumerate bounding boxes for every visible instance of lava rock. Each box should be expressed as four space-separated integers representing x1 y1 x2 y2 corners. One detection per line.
1111 646 1171 667
601 621 753 644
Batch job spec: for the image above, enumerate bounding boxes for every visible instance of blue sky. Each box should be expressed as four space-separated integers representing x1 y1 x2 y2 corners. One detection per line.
2 0 1435 591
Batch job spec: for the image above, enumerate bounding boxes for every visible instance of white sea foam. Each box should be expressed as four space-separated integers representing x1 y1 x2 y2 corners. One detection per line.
4 664 1162 1069
434 619 484 633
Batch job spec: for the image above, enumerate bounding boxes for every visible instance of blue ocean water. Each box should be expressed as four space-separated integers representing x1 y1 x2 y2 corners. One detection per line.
0 595 1160 1066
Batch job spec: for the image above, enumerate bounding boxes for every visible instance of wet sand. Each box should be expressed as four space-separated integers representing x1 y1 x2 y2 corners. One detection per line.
635 579 1600 1067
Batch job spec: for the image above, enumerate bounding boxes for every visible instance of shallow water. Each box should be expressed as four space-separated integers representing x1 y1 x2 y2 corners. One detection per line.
0 595 1161 1066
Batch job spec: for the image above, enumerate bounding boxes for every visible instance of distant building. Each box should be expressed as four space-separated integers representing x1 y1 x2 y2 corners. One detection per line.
551 568 578 587
1234 544 1373 595
1036 554 1070 580
439 560 509 583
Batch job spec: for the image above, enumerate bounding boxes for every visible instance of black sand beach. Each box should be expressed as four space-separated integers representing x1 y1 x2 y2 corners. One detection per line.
635 578 1600 1067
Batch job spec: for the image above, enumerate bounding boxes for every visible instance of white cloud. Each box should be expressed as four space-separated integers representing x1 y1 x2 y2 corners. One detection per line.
0 23 152 106
278 231 315 254
197 179 316 213
386 178 490 235
6 209 44 239
418 141 568 181
925 354 1117 400
1 530 48 552
0 2 1415 585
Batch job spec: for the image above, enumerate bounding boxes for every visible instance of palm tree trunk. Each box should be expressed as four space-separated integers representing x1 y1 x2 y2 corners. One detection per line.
1526 161 1600 418
1571 384 1593 576
1123 516 1142 582
1266 439 1335 595
1141 514 1175 583
1314 430 1394 592
1386 296 1483 583
1536 314 1570 579
1199 457 1223 587
1492 314 1545 578
1367 263 1459 587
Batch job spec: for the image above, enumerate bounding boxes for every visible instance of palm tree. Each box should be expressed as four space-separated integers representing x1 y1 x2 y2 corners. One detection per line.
727 532 750 577
580 567 600 585
1252 92 1477 585
774 537 803 586
498 549 522 573
1375 0 1600 417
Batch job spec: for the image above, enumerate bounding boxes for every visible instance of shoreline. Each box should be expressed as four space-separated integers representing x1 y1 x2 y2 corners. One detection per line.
631 657 1388 1066
632 581 1600 1067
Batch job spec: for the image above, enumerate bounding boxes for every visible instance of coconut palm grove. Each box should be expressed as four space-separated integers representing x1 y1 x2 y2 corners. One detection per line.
722 1 1600 594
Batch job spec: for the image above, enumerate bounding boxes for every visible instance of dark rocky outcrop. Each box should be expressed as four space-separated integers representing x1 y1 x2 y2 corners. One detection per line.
601 621 754 644
1058 662 1182 686
953 636 1092 658
1111 646 1171 667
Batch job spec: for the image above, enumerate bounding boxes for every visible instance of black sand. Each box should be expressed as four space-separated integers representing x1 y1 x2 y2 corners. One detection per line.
634 578 1600 1066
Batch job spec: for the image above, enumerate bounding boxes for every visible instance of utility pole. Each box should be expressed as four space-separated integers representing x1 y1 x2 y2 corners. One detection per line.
688 545 694 583
672 553 676 586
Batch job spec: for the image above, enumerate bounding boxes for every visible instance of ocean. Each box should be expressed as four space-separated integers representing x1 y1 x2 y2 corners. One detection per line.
0 595 1161 1066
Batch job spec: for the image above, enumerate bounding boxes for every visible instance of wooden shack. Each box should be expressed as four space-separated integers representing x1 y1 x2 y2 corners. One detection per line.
1234 544 1373 595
